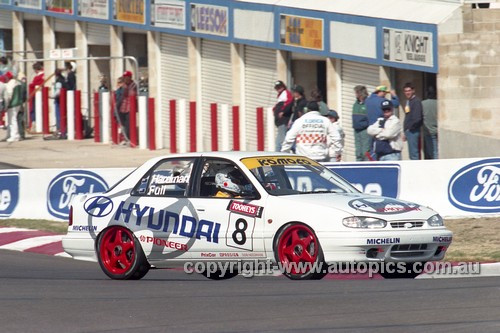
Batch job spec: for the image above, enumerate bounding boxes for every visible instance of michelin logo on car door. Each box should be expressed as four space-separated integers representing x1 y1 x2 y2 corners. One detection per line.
0 172 20 218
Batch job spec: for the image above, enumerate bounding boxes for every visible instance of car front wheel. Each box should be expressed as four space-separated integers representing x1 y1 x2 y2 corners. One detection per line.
274 223 327 280
97 226 150 280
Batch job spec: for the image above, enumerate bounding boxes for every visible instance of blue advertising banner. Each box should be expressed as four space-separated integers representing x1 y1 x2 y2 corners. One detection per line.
325 163 400 198
448 158 500 213
0 172 20 218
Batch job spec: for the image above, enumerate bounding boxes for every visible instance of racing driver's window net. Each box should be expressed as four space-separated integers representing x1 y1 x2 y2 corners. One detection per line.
132 158 195 197
199 160 256 198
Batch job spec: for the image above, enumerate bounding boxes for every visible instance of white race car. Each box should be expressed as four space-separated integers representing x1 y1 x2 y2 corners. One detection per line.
63 152 452 280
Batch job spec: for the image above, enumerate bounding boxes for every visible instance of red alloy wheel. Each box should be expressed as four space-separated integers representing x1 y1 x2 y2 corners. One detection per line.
99 227 136 275
277 224 319 275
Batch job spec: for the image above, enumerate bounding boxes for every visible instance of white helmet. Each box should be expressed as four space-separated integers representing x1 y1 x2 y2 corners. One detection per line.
215 167 248 194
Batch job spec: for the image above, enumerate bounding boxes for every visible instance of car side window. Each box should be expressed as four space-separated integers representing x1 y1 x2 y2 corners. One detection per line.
132 158 194 197
199 160 257 199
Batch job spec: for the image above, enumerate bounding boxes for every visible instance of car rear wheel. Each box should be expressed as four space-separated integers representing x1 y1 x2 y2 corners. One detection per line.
274 223 327 280
97 226 150 280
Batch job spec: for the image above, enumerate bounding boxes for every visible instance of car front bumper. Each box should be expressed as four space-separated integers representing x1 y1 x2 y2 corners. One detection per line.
316 229 453 264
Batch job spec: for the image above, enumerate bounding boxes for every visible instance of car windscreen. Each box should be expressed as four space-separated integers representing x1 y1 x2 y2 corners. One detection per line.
240 156 359 196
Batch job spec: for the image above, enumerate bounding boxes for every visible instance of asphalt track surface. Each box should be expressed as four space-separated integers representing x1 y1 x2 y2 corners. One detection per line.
1 250 499 333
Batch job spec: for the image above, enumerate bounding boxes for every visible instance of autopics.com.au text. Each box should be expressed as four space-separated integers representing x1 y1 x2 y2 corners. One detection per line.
184 260 480 278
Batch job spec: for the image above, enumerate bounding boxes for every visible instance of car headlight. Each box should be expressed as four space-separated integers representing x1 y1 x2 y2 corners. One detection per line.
342 217 387 229
427 214 444 227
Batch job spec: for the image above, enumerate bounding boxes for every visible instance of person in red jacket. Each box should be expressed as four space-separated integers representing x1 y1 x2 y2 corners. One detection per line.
28 62 44 129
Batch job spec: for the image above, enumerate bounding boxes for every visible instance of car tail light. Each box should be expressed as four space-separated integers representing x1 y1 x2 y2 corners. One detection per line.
68 206 73 226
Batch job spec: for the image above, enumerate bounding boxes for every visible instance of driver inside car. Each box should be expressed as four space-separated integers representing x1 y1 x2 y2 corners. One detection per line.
214 166 252 198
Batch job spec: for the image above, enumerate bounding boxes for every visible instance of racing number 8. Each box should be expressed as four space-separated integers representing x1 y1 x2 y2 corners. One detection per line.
232 218 248 245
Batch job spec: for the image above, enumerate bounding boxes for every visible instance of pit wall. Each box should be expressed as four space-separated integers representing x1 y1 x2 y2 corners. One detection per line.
0 158 498 221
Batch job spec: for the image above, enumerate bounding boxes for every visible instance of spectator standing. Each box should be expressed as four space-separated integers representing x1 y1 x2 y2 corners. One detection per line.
0 78 6 129
422 86 438 159
28 62 44 128
64 62 76 91
281 101 336 162
0 57 8 75
402 82 423 160
310 89 329 116
365 85 400 126
17 74 27 140
98 74 109 92
4 72 23 142
352 85 371 161
52 69 65 137
118 71 137 140
283 84 307 129
326 110 345 162
272 80 293 151
367 100 403 161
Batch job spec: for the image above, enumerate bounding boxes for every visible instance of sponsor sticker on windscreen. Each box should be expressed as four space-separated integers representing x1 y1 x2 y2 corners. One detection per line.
241 156 320 169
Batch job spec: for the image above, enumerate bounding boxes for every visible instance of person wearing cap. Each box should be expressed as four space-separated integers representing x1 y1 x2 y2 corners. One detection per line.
365 85 400 126
282 84 308 128
273 80 293 151
367 99 403 161
402 82 423 160
326 110 345 162
281 101 338 162
352 85 371 161
3 71 23 142
118 71 137 141
310 88 329 116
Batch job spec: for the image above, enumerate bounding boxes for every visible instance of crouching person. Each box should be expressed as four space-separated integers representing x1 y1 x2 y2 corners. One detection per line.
367 100 403 161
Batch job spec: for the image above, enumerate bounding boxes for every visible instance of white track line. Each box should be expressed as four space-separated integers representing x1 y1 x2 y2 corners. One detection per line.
0 227 33 233
0 235 64 251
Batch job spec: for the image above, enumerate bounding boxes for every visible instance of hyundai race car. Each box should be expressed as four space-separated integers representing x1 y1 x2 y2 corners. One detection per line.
63 152 452 280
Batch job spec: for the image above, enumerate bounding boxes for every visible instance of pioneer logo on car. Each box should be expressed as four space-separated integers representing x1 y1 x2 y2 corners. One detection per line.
227 200 263 218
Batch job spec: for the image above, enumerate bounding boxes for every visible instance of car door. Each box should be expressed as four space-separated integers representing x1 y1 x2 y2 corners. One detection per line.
188 158 267 260
121 157 201 262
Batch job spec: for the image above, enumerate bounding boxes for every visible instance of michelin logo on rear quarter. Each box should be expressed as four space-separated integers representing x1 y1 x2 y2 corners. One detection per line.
47 170 109 219
0 172 20 218
448 158 500 213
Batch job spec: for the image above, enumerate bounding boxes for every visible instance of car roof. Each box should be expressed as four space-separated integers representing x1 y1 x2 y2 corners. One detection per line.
150 151 299 163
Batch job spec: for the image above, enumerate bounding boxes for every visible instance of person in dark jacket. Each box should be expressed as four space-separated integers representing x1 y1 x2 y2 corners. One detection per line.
273 80 293 151
402 82 423 160
64 62 76 91
283 84 307 129
352 85 370 161
365 85 400 126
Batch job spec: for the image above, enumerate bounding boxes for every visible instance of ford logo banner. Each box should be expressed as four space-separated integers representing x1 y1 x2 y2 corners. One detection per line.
0 172 20 218
448 158 500 213
47 170 109 219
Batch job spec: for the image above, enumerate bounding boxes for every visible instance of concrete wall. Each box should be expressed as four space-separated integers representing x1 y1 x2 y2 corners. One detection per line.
438 7 500 158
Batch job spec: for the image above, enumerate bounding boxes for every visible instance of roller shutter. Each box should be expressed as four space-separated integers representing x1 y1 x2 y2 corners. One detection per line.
87 23 110 45
0 10 12 29
160 33 190 150
54 18 75 33
201 39 232 151
244 45 276 151
341 60 379 161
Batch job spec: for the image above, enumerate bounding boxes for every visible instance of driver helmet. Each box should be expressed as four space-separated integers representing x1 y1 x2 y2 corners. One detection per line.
215 166 248 194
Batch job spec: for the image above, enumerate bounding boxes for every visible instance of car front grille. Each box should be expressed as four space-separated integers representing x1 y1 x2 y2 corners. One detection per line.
390 244 430 258
390 221 425 228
